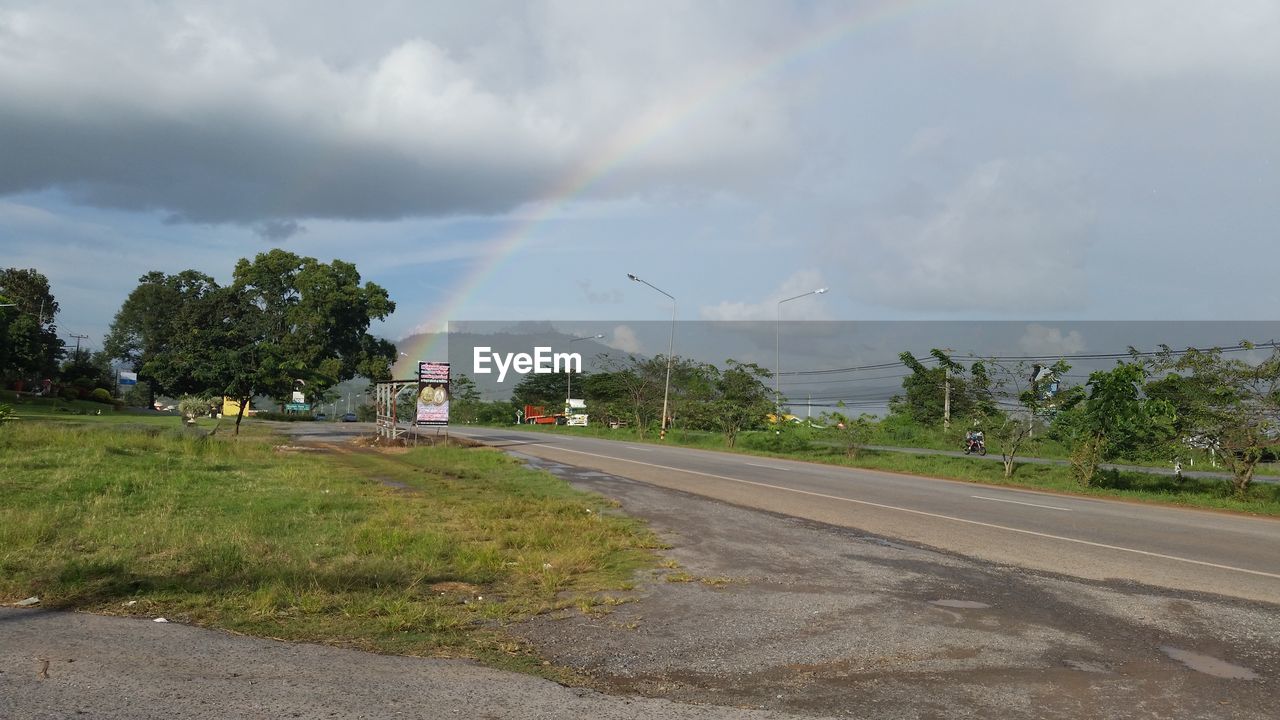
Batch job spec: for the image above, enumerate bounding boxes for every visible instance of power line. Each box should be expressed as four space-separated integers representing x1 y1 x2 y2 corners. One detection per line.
781 340 1279 377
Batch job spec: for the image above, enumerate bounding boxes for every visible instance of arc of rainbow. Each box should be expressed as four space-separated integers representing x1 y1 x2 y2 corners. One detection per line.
393 0 937 374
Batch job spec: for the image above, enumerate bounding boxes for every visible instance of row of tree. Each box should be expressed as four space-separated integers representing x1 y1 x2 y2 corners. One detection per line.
450 353 777 447
891 345 1280 497
103 250 398 433
457 342 1278 500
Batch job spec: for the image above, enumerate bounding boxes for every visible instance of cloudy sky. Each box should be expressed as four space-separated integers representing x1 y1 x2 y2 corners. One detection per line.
2 0 1278 366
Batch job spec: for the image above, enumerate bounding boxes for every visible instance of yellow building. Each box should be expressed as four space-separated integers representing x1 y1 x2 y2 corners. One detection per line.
221 396 254 417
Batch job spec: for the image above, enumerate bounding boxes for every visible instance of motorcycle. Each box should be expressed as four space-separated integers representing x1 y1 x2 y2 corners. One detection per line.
963 436 987 456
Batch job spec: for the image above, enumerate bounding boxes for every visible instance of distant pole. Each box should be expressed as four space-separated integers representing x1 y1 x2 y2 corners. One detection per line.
775 288 829 420
943 366 951 429
627 274 676 440
942 348 954 430
69 333 89 360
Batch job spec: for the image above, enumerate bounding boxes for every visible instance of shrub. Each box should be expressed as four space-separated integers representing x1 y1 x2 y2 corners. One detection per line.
742 424 813 453
177 395 212 425
60 387 79 401
89 388 114 404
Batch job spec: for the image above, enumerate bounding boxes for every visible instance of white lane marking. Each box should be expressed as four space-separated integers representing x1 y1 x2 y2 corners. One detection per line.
517 443 1280 582
971 495 1072 512
623 445 653 452
745 462 794 471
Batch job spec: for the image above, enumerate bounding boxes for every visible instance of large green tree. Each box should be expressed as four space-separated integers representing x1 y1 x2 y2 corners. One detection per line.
1066 362 1175 486
117 250 397 434
707 360 774 447
1148 344 1280 497
890 349 979 427
0 268 64 384
104 270 220 406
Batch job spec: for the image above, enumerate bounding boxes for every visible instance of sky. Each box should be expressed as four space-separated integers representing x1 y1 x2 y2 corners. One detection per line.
2 0 1279 374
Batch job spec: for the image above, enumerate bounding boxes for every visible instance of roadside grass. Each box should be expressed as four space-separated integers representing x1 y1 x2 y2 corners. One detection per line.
0 421 661 671
487 422 1280 516
778 447 1280 516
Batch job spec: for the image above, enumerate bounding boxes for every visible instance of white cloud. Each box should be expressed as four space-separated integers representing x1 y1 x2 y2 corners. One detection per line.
0 1 795 225
1018 324 1086 356
607 324 642 354
699 270 830 321
850 157 1095 313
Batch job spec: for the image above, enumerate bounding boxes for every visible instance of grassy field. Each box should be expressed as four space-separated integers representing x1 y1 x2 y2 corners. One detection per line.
491 422 1280 516
0 420 661 671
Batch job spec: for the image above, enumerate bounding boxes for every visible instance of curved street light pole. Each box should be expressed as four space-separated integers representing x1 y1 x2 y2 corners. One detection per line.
776 288 828 419
627 273 676 440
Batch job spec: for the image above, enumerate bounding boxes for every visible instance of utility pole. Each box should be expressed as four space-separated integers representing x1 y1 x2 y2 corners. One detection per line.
69 333 89 361
942 348 954 430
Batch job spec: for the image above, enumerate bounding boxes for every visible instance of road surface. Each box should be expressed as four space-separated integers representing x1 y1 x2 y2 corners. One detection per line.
450 425 1280 604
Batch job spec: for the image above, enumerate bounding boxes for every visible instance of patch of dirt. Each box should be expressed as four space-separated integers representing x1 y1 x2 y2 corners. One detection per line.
509 455 1280 719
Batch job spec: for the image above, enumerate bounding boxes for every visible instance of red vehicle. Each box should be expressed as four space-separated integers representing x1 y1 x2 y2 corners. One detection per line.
522 404 566 425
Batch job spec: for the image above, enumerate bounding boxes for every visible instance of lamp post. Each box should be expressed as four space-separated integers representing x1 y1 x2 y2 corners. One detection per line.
566 334 604 401
775 288 828 419
627 273 676 440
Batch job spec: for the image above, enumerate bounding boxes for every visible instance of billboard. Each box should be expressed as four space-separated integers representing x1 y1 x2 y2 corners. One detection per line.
118 371 138 386
417 361 450 426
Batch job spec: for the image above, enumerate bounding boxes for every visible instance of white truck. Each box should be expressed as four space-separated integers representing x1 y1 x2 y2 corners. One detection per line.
565 398 589 427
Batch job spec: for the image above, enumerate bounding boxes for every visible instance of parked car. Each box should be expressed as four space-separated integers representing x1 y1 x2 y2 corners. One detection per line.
314 413 327 421
341 412 358 422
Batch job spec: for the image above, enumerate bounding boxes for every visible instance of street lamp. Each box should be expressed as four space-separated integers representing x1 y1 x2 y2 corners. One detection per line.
776 288 828 419
566 334 604 401
627 273 676 440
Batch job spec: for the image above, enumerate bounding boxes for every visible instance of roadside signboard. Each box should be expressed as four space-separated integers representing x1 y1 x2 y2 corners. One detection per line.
417 361 450 426
285 402 310 412
118 371 138 386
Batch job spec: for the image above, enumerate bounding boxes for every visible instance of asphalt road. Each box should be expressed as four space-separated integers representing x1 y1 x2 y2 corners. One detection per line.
449 426 1280 604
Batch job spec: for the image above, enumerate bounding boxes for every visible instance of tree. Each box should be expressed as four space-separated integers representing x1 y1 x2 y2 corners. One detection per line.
593 354 668 437
449 372 484 424
1149 344 1280 498
511 371 573 409
137 250 396 435
890 349 973 426
1067 362 1175 486
104 270 219 407
982 359 1077 478
707 360 773 447
822 407 876 459
0 268 64 383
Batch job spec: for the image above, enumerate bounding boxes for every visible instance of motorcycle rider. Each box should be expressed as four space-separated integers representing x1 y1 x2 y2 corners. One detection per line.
965 428 985 453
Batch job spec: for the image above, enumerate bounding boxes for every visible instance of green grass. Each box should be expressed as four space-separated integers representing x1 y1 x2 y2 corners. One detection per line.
0 421 661 669
777 447 1280 516
491 421 1280 516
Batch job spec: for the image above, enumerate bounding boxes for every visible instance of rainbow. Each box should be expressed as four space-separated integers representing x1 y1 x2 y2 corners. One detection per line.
391 0 936 375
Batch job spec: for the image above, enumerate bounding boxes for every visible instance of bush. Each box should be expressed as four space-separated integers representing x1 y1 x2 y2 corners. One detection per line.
89 388 114 404
254 411 316 422
742 425 813 453
177 395 213 425
60 387 79 401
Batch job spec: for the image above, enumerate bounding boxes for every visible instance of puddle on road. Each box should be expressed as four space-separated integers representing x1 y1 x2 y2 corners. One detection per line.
1160 646 1259 680
929 599 991 609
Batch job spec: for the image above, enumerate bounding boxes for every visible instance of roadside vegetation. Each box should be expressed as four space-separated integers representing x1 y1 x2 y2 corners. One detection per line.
462 341 1280 514
0 421 661 671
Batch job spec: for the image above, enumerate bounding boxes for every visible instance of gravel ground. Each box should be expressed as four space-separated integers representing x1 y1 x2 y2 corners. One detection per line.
511 453 1280 719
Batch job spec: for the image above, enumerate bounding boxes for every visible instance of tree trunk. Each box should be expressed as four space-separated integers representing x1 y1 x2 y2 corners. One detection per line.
1234 459 1257 498
234 396 249 436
